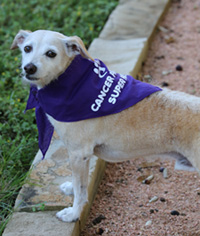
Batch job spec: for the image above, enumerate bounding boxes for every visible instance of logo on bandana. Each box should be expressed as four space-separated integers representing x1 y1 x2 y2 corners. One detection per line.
93 60 107 78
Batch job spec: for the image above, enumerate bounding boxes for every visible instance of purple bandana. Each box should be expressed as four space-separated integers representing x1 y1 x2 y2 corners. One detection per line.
25 55 162 158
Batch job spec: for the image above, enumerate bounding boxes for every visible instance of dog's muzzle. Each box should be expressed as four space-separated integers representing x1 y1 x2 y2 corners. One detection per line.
24 63 39 81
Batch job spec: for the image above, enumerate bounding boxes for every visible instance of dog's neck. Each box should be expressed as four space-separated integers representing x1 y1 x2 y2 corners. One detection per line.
60 56 75 77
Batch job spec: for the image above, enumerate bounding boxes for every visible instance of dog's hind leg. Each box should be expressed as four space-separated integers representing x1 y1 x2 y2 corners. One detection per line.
175 137 200 175
56 154 90 222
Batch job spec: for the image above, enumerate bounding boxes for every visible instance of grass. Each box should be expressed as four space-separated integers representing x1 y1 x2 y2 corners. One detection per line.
0 0 118 234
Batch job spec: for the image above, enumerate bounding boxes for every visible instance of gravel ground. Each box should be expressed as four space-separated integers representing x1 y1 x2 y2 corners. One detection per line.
81 0 200 235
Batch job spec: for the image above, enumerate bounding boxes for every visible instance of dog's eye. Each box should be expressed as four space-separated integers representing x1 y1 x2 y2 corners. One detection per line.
24 46 32 53
46 50 57 58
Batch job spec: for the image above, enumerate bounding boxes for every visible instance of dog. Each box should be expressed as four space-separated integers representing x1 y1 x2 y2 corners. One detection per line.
11 30 200 222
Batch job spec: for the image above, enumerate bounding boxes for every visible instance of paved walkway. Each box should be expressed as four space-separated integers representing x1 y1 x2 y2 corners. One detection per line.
3 0 171 235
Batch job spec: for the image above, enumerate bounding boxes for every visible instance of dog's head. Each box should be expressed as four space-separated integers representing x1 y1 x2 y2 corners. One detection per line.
11 30 92 87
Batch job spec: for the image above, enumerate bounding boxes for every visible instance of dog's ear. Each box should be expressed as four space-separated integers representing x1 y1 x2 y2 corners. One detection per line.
11 30 31 50
63 36 93 60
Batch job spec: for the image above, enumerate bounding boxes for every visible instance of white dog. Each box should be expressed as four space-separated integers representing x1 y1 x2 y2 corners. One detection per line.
11 30 200 222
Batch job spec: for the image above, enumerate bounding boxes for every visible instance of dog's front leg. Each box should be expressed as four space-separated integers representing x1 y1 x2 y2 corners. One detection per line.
56 154 89 222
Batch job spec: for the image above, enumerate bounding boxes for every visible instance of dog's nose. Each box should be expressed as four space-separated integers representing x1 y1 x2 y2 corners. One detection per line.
24 63 37 75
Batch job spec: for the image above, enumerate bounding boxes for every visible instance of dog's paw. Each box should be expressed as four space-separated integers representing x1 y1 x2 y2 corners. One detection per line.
175 159 196 172
56 207 79 222
60 181 74 195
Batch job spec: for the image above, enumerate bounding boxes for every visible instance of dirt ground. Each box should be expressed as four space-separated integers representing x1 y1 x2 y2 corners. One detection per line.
81 0 200 235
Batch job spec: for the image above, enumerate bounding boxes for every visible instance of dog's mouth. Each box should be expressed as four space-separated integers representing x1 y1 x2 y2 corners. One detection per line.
25 74 40 81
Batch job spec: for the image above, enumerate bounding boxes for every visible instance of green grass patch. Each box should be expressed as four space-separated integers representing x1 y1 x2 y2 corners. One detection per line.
0 0 118 234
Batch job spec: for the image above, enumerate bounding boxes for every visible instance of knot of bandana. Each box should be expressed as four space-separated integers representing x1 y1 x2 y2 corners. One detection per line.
25 55 162 159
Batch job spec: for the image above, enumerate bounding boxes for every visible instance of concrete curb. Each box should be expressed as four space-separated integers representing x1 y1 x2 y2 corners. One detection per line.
2 0 171 235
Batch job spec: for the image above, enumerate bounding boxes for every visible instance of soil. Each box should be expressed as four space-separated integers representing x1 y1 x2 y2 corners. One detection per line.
81 0 200 235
